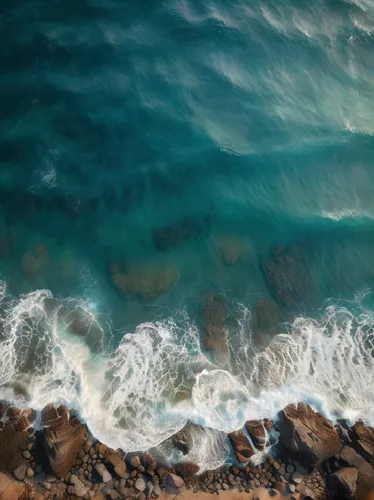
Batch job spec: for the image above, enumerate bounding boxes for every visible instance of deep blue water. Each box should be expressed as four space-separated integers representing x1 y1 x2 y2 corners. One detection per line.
1 0 374 455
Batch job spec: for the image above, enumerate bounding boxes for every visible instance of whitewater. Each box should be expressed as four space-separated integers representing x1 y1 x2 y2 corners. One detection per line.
0 281 373 470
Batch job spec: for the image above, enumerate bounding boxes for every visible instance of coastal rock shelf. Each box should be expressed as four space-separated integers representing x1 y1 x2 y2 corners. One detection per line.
0 402 373 499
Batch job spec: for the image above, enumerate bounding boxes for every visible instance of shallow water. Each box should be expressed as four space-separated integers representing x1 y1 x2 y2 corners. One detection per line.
1 0 374 468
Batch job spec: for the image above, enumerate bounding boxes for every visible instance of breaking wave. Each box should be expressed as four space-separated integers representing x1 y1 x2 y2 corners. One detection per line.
0 282 373 469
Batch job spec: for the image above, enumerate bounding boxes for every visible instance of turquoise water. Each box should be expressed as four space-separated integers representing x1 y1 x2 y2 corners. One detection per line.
1 0 374 464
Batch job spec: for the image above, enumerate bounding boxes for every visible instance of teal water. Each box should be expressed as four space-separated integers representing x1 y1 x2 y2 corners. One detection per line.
1 0 374 465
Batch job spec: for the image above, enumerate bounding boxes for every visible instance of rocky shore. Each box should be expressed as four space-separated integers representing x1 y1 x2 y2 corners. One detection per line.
0 402 373 500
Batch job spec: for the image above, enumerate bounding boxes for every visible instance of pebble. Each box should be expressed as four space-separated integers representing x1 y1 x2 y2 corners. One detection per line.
43 482 51 490
289 484 296 493
13 465 28 481
279 466 286 475
273 461 281 471
27 443 33 451
292 471 304 484
26 468 34 478
222 483 229 491
22 451 31 459
287 465 295 474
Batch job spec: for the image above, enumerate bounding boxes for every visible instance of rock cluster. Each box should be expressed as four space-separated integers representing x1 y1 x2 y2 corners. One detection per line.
0 402 373 499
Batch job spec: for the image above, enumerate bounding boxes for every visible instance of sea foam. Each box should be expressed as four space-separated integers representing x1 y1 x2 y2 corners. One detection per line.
0 282 373 470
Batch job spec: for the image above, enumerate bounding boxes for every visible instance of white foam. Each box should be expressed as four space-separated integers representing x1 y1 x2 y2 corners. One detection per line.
0 283 374 470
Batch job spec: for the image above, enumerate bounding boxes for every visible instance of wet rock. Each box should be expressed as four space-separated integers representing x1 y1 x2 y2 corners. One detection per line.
202 293 228 356
228 429 255 462
339 446 374 499
174 462 200 477
277 403 341 466
350 421 374 460
153 217 201 251
71 474 89 498
42 404 88 478
13 465 28 481
259 242 313 310
21 451 31 459
129 455 141 468
95 463 112 483
245 420 270 451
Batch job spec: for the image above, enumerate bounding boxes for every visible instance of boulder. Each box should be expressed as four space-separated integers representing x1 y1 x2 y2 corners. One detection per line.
350 421 374 459
245 420 270 451
42 404 88 478
277 403 341 466
228 429 255 463
328 468 358 500
338 446 374 500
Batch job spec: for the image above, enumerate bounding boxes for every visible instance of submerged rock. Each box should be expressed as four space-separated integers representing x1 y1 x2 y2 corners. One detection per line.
110 262 178 300
259 242 313 311
277 403 341 466
21 243 49 282
202 293 228 356
153 217 201 251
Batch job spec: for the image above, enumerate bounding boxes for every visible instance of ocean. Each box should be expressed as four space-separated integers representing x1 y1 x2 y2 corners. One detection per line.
1 0 374 470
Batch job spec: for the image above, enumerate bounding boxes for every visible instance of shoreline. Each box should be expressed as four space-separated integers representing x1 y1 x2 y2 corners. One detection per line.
0 402 373 499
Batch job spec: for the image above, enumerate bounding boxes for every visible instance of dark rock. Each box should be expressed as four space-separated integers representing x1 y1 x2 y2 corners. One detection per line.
328 468 358 500
245 420 270 451
174 462 200 477
252 299 279 345
277 403 341 466
228 430 255 463
153 217 201 252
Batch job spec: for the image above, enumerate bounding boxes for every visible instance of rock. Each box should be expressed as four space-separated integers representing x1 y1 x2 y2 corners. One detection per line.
13 465 27 481
130 455 141 468
351 421 374 459
110 262 178 300
245 420 269 450
328 468 358 499
277 403 341 466
153 484 162 498
153 217 201 251
42 404 88 478
228 429 255 463
106 454 128 479
252 298 280 346
339 446 374 499
21 451 31 459
202 293 228 358
71 474 89 498
84 441 92 453
214 234 248 265
174 462 200 477
135 477 146 492
260 242 313 310
95 463 112 483
26 468 34 477
165 473 185 494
